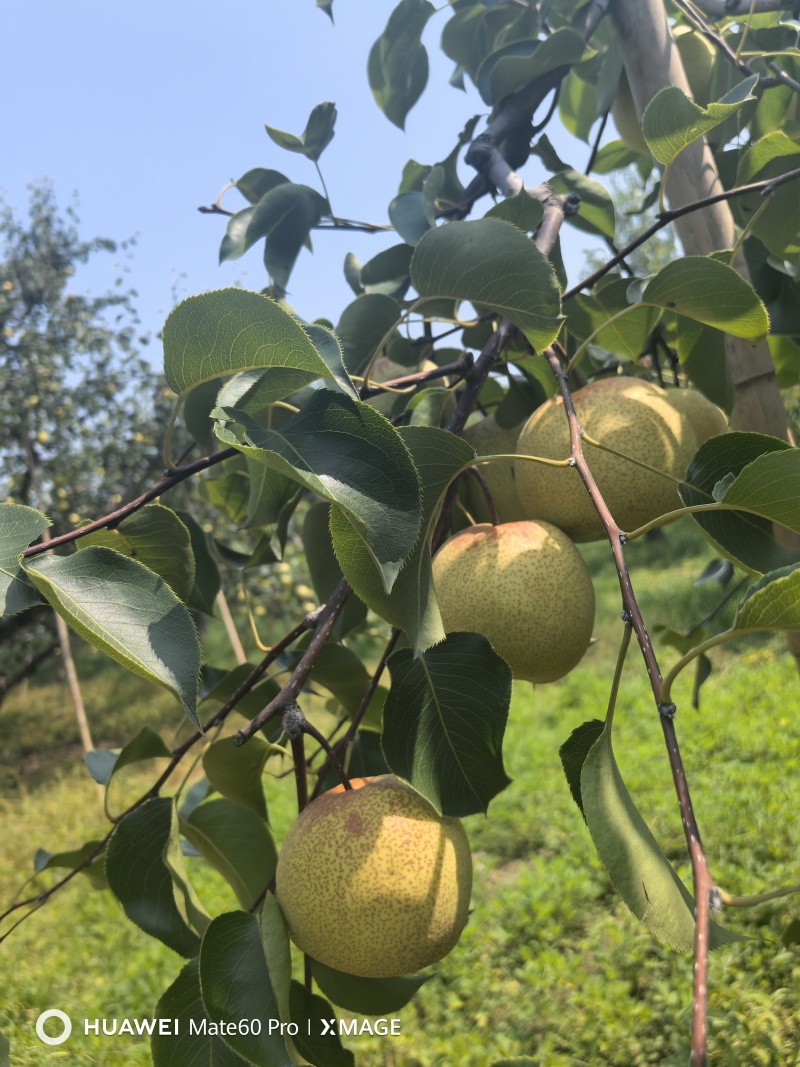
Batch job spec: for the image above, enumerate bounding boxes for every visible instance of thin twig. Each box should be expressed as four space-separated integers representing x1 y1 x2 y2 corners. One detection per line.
544 341 715 1064
234 580 351 745
585 111 610 175
565 167 800 299
311 628 401 801
358 356 472 400
22 449 237 559
466 466 499 525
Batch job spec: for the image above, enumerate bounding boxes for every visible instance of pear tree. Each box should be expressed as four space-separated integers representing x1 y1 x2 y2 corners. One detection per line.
4 2 800 1065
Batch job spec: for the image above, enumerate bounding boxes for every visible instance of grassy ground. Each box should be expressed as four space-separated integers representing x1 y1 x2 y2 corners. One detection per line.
1 520 798 1064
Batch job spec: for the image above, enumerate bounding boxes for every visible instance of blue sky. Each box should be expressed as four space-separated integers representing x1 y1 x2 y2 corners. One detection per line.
4 1 608 364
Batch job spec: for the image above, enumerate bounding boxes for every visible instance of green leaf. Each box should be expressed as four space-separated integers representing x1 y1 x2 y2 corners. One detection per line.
106 797 209 957
0 502 50 616
677 322 734 413
383 632 512 818
559 69 597 143
641 257 768 342
199 663 281 725
151 958 250 1067
203 736 270 820
335 293 402 375
735 131 800 261
214 391 421 593
216 366 320 416
23 547 201 725
549 170 615 240
680 433 800 573
181 798 277 910
261 184 330 296
199 911 295 1067
175 508 221 616
368 0 435 129
330 425 474 652
581 725 741 953
592 140 641 174
310 960 429 1015
34 840 108 890
85 725 171 789
78 503 195 602
566 277 661 360
265 101 337 162
410 218 563 353
234 168 290 205
199 456 251 526
559 719 605 818
288 639 371 713
769 334 800 389
302 502 367 638
388 190 430 246
642 75 758 165
484 190 544 233
734 563 800 630
289 982 355 1067
477 29 592 107
360 243 414 297
0 1032 8 1067
163 288 354 399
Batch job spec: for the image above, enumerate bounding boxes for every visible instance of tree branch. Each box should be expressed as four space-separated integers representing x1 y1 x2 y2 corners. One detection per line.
545 341 716 1066
233 579 351 745
564 166 800 299
22 448 237 559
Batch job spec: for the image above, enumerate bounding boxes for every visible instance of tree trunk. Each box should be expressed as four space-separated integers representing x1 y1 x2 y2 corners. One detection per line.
611 0 800 671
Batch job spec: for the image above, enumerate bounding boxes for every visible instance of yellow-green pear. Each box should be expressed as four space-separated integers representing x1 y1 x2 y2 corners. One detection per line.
432 520 595 683
276 775 472 978
662 386 728 446
515 377 697 542
461 415 527 524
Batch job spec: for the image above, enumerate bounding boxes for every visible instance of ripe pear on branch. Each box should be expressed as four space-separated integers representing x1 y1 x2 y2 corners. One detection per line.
276 775 472 978
514 377 697 542
662 385 728 446
432 520 595 683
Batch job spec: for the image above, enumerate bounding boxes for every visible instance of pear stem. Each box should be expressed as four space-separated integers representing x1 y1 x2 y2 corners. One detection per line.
466 465 500 525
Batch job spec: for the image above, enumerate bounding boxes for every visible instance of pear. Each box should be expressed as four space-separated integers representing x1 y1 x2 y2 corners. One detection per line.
276 775 472 978
662 386 728 446
432 520 595 683
515 377 697 542
461 415 527 524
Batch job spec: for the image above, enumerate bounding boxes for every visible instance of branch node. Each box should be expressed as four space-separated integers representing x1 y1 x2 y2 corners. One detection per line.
658 702 677 720
710 886 722 913
282 703 305 740
621 610 632 625
563 192 582 217
619 532 628 545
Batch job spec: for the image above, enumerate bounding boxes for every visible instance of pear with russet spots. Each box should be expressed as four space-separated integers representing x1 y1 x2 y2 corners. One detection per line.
276 775 472 978
432 520 595 683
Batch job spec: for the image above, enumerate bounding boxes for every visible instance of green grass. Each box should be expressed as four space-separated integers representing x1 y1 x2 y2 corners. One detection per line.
1 519 799 1064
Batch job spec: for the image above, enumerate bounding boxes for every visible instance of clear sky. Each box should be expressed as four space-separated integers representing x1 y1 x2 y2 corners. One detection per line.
4 1 608 364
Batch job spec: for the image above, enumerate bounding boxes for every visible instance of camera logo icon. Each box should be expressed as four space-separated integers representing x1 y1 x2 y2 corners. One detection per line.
36 1009 72 1046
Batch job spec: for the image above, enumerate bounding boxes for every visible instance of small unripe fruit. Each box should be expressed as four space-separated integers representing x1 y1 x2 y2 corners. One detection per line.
276 776 472 978
515 377 697 542
432 520 595 683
